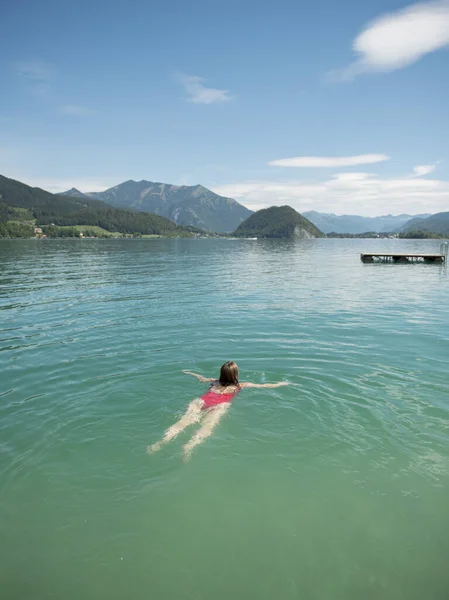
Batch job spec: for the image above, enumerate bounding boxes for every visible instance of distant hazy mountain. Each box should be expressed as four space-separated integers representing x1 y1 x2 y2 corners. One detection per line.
62 187 90 198
401 212 449 235
62 180 252 233
303 210 431 234
234 205 324 238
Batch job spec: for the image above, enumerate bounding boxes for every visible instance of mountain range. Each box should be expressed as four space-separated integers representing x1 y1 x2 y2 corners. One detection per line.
400 212 449 235
62 181 446 235
2 172 448 238
303 211 432 234
62 180 252 233
0 174 197 237
0 174 323 239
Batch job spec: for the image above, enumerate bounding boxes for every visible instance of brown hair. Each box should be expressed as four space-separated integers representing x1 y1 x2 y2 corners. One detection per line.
219 361 239 386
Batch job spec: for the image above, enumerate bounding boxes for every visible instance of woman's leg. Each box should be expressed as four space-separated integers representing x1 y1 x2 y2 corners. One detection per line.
148 398 203 453
182 403 230 460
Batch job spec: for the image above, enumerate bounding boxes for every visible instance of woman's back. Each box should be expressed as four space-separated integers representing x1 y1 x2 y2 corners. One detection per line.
209 382 240 395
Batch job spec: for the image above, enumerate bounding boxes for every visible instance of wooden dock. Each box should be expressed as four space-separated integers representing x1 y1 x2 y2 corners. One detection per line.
361 252 445 263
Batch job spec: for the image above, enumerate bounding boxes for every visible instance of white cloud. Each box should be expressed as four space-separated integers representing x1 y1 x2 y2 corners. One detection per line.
177 74 232 104
60 104 93 116
330 0 449 81
211 168 449 216
16 60 54 81
269 154 389 168
413 164 436 176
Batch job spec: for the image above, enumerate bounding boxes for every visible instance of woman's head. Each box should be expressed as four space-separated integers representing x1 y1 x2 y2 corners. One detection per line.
219 361 239 385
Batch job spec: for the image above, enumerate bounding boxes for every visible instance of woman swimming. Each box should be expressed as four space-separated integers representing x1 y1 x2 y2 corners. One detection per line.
149 361 288 460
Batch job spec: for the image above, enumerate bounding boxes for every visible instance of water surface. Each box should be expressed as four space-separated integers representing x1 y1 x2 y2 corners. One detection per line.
1 238 448 599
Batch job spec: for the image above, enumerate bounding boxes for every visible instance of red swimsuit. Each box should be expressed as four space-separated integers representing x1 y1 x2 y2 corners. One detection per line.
201 385 241 409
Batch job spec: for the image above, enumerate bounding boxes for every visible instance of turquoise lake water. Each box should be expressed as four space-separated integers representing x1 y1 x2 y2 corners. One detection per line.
1 237 448 600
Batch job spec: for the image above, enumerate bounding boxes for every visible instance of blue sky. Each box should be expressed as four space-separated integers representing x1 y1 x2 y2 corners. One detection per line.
1 0 449 216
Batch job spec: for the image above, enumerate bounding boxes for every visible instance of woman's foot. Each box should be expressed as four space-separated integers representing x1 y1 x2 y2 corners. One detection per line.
147 442 162 454
182 443 194 461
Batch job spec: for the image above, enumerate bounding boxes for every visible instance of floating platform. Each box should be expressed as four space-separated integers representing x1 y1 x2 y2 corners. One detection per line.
361 253 445 263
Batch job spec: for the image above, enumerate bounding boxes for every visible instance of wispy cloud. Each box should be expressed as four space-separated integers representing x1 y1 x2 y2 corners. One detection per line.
269 154 390 168
15 59 55 99
16 60 54 81
60 104 93 116
412 164 436 176
177 74 232 104
211 166 449 216
329 0 449 81
14 62 93 115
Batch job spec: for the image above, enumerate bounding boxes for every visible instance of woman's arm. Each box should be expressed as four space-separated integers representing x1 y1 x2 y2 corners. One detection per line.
240 381 288 388
182 371 216 383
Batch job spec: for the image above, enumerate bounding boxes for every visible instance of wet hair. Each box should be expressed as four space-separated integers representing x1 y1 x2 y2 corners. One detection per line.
219 361 239 386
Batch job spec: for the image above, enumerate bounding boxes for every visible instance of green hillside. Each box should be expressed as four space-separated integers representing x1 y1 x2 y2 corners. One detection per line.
233 205 324 238
402 212 449 235
0 174 106 215
0 174 200 237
